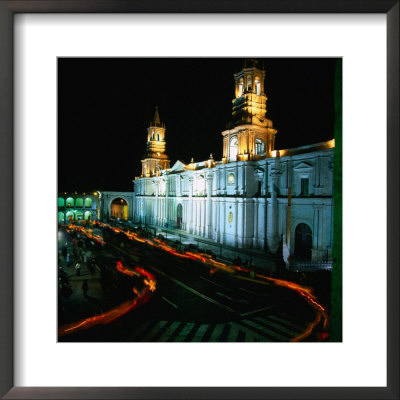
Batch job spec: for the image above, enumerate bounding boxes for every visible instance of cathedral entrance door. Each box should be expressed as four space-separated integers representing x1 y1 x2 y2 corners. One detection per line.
177 203 183 229
294 223 312 260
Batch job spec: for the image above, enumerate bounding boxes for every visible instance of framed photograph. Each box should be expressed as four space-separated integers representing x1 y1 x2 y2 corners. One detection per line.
0 1 398 399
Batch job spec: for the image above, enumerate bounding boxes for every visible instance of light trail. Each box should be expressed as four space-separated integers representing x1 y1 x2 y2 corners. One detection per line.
96 221 329 341
63 222 330 341
58 260 156 337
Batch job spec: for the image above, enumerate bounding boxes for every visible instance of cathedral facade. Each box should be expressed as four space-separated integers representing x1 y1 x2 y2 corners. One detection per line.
134 62 335 262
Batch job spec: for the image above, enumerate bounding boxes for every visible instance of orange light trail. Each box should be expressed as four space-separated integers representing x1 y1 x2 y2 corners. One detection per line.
58 260 156 337
66 224 105 245
253 274 329 341
84 222 330 341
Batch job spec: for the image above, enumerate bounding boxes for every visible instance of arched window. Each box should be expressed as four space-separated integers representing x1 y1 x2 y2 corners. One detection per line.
85 197 92 207
157 132 160 141
66 211 75 221
65 197 74 207
151 130 155 140
229 137 238 161
84 211 92 221
255 138 265 155
58 212 65 222
75 211 83 220
75 197 83 208
238 78 244 97
58 197 65 207
246 76 252 91
255 76 261 95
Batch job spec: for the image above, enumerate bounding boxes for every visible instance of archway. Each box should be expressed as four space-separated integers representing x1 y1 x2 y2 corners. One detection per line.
65 197 74 207
229 137 238 161
75 211 83 220
111 198 128 220
85 197 93 208
176 203 183 229
58 198 65 207
84 211 92 221
294 223 312 260
75 197 83 207
66 211 75 221
58 212 65 222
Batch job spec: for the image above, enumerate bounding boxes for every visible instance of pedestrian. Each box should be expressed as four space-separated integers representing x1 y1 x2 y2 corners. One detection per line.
75 262 81 276
82 280 89 297
88 257 95 274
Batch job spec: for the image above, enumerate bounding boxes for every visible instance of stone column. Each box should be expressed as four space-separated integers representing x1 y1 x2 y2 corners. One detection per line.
221 199 226 244
164 177 169 227
262 163 268 196
206 173 213 238
188 176 193 233
267 167 280 253
312 204 325 261
234 199 238 247
253 199 258 248
235 165 239 195
238 199 244 247
195 199 199 235
201 198 206 237
154 181 159 225
215 199 220 241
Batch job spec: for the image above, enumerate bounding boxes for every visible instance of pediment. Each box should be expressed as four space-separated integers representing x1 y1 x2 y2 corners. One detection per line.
169 160 187 173
293 161 313 171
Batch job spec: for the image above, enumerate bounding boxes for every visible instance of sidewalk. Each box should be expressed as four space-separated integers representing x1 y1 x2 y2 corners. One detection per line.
58 251 108 326
143 224 279 271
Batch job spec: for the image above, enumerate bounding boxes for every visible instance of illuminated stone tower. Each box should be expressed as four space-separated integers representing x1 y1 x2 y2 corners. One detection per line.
141 107 170 177
221 60 277 162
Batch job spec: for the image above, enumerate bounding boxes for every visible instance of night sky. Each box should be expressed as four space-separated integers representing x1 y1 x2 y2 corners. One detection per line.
58 58 337 193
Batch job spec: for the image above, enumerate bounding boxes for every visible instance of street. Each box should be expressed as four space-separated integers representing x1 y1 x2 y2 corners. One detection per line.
58 222 329 342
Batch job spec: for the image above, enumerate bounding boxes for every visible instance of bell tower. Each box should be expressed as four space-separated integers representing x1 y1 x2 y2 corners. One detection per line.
141 107 170 177
221 60 277 162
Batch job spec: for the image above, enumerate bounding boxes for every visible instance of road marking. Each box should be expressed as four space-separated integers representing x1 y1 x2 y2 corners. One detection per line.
234 325 270 342
157 321 182 341
200 277 231 291
209 324 225 342
227 324 240 342
161 296 178 309
254 317 299 337
216 292 234 301
268 315 305 332
146 265 235 313
173 322 195 342
141 320 168 342
240 305 275 317
241 319 287 341
191 324 210 341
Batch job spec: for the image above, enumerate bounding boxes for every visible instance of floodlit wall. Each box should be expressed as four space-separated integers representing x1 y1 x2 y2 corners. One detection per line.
133 146 334 262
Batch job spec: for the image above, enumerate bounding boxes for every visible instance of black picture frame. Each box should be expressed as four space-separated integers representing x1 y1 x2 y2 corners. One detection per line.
0 1 398 399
